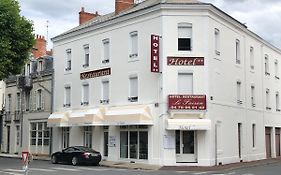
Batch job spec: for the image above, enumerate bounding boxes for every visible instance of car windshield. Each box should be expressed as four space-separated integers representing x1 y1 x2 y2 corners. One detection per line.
75 146 96 152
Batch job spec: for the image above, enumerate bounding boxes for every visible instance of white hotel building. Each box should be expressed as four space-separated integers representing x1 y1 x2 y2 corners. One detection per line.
49 0 281 166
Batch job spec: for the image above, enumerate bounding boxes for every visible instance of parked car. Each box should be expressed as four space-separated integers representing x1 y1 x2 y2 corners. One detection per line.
51 146 102 166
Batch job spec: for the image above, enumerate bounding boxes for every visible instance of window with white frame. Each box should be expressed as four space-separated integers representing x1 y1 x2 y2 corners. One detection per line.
38 60 43 72
129 76 138 102
129 31 138 58
101 80 109 104
30 122 49 147
266 88 271 110
83 126 92 148
236 81 242 104
251 85 255 107
37 89 44 110
275 59 279 79
64 86 71 107
83 44 89 67
178 73 193 94
26 64 31 75
250 46 254 70
276 91 280 111
102 39 110 64
252 124 256 148
215 28 220 55
65 49 71 71
62 127 69 149
178 23 192 51
236 39 240 64
82 83 89 106
16 92 20 111
265 55 269 75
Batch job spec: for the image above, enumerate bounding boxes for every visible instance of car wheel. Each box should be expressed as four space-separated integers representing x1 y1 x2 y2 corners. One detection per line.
71 156 78 166
51 155 57 164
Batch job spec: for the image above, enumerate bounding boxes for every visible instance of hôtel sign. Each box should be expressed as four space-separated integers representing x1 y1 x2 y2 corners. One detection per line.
80 68 111 80
168 95 206 110
151 34 160 72
167 56 204 66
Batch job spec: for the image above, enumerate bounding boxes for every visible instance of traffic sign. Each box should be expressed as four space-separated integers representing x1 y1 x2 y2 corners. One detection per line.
22 151 29 164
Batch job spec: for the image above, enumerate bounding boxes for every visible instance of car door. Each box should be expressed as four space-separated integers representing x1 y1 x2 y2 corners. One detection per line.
61 147 75 163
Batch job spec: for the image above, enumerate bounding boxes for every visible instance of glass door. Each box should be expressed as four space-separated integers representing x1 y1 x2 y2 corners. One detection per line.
175 130 197 163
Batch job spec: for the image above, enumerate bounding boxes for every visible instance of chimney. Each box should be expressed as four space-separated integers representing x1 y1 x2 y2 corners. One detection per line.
115 0 134 14
79 7 100 25
32 35 47 59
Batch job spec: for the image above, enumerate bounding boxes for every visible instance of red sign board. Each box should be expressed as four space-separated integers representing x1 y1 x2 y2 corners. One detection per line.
151 35 160 72
168 95 206 110
22 151 29 164
167 56 204 66
80 68 111 80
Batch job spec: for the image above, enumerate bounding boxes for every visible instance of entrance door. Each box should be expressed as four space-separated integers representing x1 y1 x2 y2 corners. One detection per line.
238 123 242 159
7 126 10 153
265 127 272 158
276 128 280 157
175 130 197 162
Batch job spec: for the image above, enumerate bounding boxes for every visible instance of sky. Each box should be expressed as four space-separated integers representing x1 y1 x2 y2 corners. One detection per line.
18 0 281 50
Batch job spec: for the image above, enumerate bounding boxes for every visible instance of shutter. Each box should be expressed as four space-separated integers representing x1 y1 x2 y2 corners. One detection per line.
102 81 109 100
130 77 138 97
178 73 193 94
29 91 32 111
34 90 37 110
178 26 192 38
41 90 45 110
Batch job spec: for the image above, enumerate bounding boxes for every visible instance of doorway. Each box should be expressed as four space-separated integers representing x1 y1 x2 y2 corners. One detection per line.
7 126 10 153
265 127 272 158
175 130 197 163
276 128 280 157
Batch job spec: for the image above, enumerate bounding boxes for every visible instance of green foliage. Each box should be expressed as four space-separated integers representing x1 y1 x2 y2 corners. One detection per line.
0 0 34 79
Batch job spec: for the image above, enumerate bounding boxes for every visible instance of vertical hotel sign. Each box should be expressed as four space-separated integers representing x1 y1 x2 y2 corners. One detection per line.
151 35 160 72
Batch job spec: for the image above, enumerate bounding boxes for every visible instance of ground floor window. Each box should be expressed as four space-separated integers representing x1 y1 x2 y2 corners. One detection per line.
62 127 69 149
30 122 49 147
83 126 92 148
104 126 109 157
120 125 148 160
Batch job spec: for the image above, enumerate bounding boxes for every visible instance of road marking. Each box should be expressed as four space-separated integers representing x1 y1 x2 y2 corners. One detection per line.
2 169 24 173
77 167 110 171
193 172 209 174
52 167 80 171
29 168 56 172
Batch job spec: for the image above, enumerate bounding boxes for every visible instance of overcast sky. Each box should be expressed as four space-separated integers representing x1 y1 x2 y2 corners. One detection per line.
18 0 281 50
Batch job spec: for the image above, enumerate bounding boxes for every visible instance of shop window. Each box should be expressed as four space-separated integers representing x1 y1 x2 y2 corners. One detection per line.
64 86 71 107
129 31 138 58
214 28 220 55
178 23 192 51
82 83 89 106
250 47 254 70
83 44 89 68
265 55 269 75
101 80 109 104
102 39 110 64
178 73 193 94
236 39 240 64
129 76 138 102
30 122 49 147
62 127 70 149
65 49 71 71
83 126 92 148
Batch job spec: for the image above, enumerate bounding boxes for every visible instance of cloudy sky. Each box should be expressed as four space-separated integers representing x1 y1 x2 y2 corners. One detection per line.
18 0 281 50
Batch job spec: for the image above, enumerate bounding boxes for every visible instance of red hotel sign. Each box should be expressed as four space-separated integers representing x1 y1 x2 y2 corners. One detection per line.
168 95 206 110
80 68 111 80
167 56 204 66
151 35 160 72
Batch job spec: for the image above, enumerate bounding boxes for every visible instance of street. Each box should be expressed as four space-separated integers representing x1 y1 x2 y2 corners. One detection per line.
0 157 281 175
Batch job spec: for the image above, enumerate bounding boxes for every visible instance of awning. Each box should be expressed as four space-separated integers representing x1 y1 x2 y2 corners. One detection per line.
68 108 104 126
166 118 211 130
103 105 153 126
47 112 69 127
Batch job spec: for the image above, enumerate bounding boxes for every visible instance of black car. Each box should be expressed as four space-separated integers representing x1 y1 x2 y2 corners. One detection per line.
51 146 102 166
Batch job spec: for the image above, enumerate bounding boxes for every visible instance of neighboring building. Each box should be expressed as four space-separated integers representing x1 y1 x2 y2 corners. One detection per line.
49 0 281 166
0 81 5 151
1 35 53 155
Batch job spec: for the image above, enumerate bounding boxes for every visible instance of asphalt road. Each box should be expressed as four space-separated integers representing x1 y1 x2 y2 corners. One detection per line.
0 157 281 175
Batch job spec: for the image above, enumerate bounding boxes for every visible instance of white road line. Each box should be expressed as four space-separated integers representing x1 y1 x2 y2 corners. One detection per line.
29 168 56 172
193 172 209 174
2 169 24 173
4 172 23 175
52 167 80 171
77 167 111 171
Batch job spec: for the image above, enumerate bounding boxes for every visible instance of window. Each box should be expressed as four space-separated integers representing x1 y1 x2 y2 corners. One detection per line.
252 124 256 148
37 89 44 110
101 80 109 104
16 125 20 146
64 86 71 107
236 81 242 104
178 23 192 51
275 60 279 79
129 76 138 102
83 45 89 67
266 88 271 110
84 126 92 148
16 92 20 111
104 127 108 157
65 49 71 71
265 55 269 75
251 85 255 107
120 126 148 160
25 91 31 111
129 31 138 58
26 64 31 75
30 122 49 147
62 127 70 149
276 92 280 111
7 94 11 112
82 83 89 106
102 39 110 64
38 60 43 72
214 28 220 55
236 39 240 64
250 47 254 70
178 73 193 94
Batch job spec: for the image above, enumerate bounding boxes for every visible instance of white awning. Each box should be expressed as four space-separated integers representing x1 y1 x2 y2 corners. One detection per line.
166 118 211 130
68 108 104 126
47 112 69 127
103 105 153 126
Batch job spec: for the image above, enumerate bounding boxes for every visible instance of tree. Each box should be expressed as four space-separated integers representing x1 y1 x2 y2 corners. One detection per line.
0 0 34 79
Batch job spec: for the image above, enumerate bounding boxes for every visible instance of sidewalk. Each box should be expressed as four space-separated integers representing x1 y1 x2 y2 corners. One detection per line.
0 153 50 161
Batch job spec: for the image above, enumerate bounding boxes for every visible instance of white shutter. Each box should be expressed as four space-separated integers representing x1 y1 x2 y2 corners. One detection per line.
103 81 109 100
178 26 192 38
103 40 110 61
83 84 89 102
178 73 193 94
130 77 138 97
131 33 138 54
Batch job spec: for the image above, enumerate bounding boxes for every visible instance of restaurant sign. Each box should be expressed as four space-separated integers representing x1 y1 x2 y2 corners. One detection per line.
167 56 204 66
80 68 111 80
151 34 160 72
168 95 206 110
